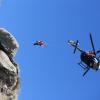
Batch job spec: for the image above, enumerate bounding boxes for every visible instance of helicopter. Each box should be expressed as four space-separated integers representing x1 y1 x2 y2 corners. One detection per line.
33 40 46 46
68 33 100 76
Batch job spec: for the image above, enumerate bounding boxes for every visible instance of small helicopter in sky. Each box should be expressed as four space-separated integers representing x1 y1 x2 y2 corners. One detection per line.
33 40 46 46
68 33 100 76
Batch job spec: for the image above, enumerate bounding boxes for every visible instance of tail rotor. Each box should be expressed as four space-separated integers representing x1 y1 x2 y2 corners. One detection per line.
68 40 79 54
73 40 79 54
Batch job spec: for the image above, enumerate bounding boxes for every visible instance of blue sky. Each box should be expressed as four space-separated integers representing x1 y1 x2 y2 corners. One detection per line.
0 0 100 100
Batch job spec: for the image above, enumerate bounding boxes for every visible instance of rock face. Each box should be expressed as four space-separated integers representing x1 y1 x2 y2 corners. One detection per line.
0 28 20 100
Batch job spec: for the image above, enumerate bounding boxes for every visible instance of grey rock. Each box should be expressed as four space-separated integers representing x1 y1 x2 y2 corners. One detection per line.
0 28 19 58
0 28 20 100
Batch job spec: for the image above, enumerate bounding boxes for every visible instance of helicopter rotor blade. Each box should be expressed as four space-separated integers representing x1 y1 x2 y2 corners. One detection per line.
83 67 90 76
90 33 96 55
96 50 100 54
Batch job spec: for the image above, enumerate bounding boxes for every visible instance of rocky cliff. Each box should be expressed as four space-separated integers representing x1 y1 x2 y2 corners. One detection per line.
0 28 20 100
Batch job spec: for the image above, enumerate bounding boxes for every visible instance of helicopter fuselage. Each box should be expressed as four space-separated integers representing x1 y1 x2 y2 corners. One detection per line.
80 52 100 70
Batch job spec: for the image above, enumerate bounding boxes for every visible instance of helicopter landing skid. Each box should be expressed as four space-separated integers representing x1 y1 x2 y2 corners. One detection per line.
78 62 90 76
78 62 88 69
